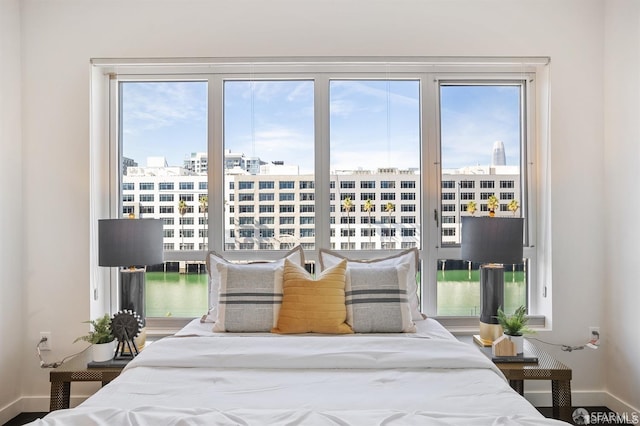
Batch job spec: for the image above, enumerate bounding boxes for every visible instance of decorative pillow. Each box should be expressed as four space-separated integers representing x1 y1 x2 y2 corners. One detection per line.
205 246 305 323
213 262 284 332
318 248 423 321
346 263 416 333
271 259 353 334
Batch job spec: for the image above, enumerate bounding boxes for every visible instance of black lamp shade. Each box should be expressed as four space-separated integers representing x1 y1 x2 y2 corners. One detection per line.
461 217 524 264
98 219 164 267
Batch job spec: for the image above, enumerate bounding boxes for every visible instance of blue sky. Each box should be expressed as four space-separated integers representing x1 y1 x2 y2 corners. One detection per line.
121 80 521 173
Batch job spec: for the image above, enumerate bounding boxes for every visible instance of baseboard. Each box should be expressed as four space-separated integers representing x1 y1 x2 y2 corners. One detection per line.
2 395 91 418
524 390 609 408
524 390 639 415
604 393 640 416
0 397 22 425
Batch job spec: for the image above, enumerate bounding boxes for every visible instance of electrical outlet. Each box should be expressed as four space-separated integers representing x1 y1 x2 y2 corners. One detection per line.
40 332 52 351
589 326 600 345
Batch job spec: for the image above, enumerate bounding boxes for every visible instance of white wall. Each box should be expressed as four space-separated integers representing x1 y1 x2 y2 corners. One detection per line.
604 0 640 413
0 0 25 422
9 0 635 412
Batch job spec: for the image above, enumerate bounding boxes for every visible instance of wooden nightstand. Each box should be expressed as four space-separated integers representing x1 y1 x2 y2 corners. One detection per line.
49 350 129 411
459 336 573 422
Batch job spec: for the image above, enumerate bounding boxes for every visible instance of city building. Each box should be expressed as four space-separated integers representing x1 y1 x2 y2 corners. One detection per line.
122 152 519 252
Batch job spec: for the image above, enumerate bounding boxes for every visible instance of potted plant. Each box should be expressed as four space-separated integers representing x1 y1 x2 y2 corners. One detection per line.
75 314 116 362
496 305 533 355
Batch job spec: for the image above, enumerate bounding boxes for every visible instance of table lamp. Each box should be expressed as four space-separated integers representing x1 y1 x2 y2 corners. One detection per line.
98 218 164 327
461 216 524 347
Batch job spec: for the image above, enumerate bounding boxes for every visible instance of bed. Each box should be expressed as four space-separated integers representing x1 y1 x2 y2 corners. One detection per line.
31 248 566 425
31 318 565 425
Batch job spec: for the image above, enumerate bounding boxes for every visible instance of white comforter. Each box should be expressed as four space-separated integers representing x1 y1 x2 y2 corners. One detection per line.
32 320 567 425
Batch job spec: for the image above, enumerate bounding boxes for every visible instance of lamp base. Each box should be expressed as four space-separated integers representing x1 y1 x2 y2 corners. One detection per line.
120 268 146 327
474 322 504 347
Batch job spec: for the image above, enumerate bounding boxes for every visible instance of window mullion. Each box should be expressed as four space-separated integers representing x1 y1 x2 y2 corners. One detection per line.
422 72 441 317
313 75 331 261
209 74 224 254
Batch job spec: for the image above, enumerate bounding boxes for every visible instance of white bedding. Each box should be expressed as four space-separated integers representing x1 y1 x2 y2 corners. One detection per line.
32 319 567 425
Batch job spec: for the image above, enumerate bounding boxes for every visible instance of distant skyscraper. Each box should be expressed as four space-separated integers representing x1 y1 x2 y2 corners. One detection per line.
492 141 506 166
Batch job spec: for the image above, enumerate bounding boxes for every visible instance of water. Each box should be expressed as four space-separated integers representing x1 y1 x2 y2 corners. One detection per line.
144 269 526 318
436 269 526 316
145 271 208 318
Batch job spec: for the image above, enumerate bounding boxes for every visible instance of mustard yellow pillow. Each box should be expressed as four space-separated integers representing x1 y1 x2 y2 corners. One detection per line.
272 258 353 334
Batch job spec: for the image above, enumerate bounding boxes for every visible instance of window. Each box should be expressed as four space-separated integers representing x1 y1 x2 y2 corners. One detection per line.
259 217 274 225
401 228 416 237
381 193 396 201
259 181 274 190
401 193 415 200
436 82 532 317
360 193 375 201
300 229 315 237
105 59 541 326
401 204 416 212
330 80 420 251
259 229 274 238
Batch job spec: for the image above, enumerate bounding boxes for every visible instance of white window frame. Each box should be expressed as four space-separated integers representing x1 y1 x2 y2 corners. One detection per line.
90 57 550 332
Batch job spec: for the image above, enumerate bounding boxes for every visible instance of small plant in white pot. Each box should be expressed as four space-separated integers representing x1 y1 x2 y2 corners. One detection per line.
496 305 533 355
75 314 116 362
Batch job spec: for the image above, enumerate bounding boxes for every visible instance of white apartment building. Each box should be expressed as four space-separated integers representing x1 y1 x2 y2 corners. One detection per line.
122 153 519 254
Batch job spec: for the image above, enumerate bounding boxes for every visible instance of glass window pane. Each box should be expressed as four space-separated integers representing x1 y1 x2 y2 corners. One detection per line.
436 259 527 316
120 81 208 318
439 84 522 246
438 83 526 317
329 80 421 250
223 80 314 251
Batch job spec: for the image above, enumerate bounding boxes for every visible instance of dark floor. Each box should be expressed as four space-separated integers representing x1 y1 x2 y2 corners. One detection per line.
4 407 635 425
3 413 46 426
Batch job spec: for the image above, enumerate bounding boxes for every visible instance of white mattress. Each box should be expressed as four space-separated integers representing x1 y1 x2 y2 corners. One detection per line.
31 319 567 425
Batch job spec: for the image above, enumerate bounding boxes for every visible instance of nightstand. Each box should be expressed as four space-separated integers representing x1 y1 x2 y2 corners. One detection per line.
459 335 573 422
49 350 129 411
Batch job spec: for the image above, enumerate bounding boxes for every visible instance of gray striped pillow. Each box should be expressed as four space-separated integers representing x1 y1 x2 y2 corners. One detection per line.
346 264 416 333
213 263 284 332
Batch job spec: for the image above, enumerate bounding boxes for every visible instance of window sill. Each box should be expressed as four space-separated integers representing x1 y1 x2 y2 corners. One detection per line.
433 315 548 335
145 317 194 338
143 315 550 338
